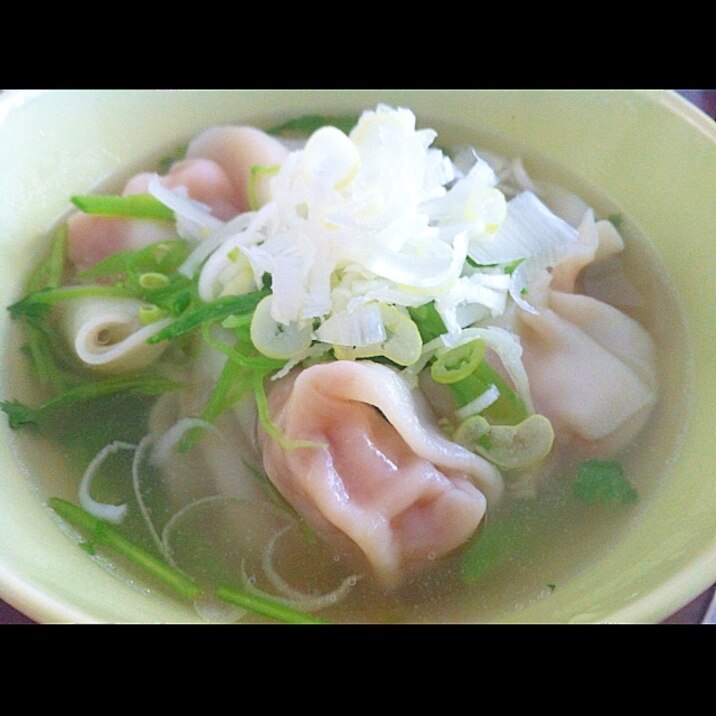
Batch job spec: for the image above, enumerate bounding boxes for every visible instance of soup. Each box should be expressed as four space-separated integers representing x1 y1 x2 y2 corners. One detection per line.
1 105 688 623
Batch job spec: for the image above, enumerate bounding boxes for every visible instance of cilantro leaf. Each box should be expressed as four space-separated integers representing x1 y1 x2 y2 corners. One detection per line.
573 459 638 506
0 400 39 428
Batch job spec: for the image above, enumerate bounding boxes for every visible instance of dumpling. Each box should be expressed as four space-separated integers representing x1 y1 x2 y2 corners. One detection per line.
517 212 658 456
187 126 290 213
67 157 239 270
259 360 502 590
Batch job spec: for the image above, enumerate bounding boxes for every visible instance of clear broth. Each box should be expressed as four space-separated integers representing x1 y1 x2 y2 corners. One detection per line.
1 118 691 623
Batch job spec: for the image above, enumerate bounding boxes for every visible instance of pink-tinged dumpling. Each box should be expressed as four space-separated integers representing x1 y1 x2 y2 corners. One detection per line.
123 158 240 221
187 126 290 213
259 360 502 590
67 157 239 270
517 213 658 456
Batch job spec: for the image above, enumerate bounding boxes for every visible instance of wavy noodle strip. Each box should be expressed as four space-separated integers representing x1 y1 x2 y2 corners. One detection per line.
61 297 171 375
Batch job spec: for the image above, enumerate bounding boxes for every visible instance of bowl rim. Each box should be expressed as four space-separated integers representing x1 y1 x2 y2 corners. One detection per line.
1 89 715 624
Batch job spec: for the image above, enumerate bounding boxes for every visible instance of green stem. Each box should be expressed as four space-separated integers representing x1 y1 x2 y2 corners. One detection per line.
215 585 328 624
147 290 268 344
49 498 202 601
71 194 175 221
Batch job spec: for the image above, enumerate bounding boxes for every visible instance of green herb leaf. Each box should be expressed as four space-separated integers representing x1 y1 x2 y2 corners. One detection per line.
607 213 624 229
0 400 39 428
267 113 360 137
215 585 328 624
49 498 202 601
573 459 638 505
71 194 175 221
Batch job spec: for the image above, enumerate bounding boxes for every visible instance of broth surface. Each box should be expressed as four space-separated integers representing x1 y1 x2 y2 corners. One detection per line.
1 116 691 623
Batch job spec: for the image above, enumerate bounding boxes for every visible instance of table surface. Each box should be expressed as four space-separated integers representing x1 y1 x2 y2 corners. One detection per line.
2 89 715 625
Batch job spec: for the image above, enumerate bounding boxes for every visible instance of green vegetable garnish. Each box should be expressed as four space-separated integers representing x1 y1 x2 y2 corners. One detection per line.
16 226 73 391
49 498 202 601
573 459 638 505
448 361 529 426
28 224 67 293
408 301 446 343
1 375 183 429
607 213 623 229
215 585 328 625
157 143 188 174
461 515 526 584
147 289 269 344
9 285 137 320
453 413 554 470
431 340 486 384
71 194 175 221
79 240 190 282
267 113 360 137
51 499 322 624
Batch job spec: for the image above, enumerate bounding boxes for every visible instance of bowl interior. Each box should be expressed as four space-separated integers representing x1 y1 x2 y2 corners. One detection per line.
1 89 715 623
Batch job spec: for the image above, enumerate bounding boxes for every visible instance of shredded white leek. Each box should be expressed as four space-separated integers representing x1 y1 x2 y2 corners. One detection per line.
241 525 360 612
147 174 224 239
455 385 501 421
441 326 535 413
149 417 218 467
79 441 136 523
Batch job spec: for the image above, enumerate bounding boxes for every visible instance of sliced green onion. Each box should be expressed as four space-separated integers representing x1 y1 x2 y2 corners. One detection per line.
408 301 447 343
215 585 328 624
448 361 529 426
138 304 168 326
49 498 202 601
333 304 422 367
71 194 175 221
250 295 313 361
202 322 284 371
431 340 486 384
138 272 170 289
454 413 554 470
